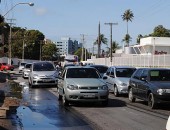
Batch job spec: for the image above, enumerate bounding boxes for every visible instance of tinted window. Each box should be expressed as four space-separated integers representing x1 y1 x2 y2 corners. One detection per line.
150 70 170 81
21 63 26 66
25 64 32 68
66 68 100 78
116 68 136 77
91 66 108 73
33 62 55 71
133 69 143 79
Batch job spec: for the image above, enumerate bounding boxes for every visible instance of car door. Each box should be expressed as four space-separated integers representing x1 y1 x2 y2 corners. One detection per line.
130 69 143 97
103 67 112 90
137 69 149 100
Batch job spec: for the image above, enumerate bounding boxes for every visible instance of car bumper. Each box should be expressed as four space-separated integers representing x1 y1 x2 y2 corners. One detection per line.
117 85 128 94
154 94 170 103
23 72 30 78
32 78 58 86
65 89 109 102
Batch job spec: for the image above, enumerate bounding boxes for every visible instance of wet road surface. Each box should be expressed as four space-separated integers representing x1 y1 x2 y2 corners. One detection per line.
16 82 93 130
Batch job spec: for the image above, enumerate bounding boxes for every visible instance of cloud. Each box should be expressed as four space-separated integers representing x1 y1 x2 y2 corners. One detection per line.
35 8 47 16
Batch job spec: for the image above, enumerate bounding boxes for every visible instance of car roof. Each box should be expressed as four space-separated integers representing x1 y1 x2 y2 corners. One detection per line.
137 67 170 70
110 66 136 69
89 65 108 67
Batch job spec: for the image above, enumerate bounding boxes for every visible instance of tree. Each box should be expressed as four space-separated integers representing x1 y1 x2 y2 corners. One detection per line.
136 34 143 44
151 25 170 37
112 41 120 53
42 43 58 60
122 9 134 46
93 34 107 57
74 48 89 61
122 34 132 47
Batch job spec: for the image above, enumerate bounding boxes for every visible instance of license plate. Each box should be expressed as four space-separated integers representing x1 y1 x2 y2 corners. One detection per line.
43 79 51 82
83 94 95 98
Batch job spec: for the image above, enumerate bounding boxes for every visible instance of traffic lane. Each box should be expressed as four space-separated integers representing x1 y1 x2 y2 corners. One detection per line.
69 94 168 130
18 83 93 130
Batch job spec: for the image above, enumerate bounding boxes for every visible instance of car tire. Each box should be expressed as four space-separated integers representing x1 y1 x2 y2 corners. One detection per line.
62 94 69 106
128 87 136 102
148 93 157 109
114 85 119 97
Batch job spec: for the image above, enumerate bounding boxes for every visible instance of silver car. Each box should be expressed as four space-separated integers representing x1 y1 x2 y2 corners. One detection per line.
28 61 58 87
103 66 136 97
22 63 32 79
57 66 109 106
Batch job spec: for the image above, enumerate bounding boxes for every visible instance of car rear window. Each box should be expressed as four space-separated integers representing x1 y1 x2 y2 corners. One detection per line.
150 70 170 81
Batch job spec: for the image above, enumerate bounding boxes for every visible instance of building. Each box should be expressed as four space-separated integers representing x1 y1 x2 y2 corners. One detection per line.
55 37 79 56
116 37 170 55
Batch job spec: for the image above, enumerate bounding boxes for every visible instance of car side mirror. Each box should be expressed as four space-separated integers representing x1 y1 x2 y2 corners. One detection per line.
141 77 147 81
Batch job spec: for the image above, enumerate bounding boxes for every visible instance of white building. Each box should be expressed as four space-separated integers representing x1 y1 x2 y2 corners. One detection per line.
116 37 170 55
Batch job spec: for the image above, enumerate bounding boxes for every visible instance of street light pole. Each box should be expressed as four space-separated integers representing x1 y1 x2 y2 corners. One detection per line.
3 2 34 65
3 3 34 17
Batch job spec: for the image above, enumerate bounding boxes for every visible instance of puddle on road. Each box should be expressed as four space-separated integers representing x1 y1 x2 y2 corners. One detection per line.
17 106 59 130
12 82 60 130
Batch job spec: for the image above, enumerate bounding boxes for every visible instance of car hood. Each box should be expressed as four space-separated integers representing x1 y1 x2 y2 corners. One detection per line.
32 71 56 76
66 78 106 87
150 82 170 89
115 77 130 84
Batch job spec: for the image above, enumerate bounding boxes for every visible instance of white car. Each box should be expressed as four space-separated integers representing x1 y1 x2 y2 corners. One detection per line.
103 66 136 97
19 62 27 73
58 66 109 106
28 61 58 87
22 63 32 79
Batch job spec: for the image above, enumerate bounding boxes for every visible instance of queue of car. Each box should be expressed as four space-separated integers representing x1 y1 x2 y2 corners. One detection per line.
18 60 170 109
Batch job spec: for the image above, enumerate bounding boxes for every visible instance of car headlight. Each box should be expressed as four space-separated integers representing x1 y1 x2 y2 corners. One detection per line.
120 82 127 86
157 89 170 95
99 85 108 90
33 74 39 79
67 84 78 90
53 72 59 78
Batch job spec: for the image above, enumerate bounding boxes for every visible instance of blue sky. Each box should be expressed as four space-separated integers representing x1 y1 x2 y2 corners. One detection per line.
1 0 170 50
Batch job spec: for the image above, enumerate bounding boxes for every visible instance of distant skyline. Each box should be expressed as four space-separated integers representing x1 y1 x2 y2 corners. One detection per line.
0 0 170 50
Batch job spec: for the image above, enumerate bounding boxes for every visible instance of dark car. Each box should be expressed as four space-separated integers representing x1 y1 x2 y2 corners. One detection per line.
88 65 108 77
128 68 170 109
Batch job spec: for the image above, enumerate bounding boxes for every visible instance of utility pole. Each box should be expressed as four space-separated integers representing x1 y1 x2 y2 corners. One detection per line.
98 22 101 58
104 22 118 65
7 19 15 65
80 34 87 61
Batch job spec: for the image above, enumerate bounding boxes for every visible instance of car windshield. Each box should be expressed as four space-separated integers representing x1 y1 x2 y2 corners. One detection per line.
33 62 55 71
21 63 26 66
66 68 100 78
116 68 136 77
150 70 170 81
25 64 32 69
91 66 108 73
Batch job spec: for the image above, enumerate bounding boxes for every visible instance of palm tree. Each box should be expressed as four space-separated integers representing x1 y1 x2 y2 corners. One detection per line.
122 9 134 47
112 41 120 53
93 34 107 57
122 34 132 47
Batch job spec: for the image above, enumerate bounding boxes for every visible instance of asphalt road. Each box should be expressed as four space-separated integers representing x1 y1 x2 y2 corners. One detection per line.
9 72 170 130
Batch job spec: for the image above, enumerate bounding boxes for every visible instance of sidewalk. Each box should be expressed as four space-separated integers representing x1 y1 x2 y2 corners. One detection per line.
0 72 20 130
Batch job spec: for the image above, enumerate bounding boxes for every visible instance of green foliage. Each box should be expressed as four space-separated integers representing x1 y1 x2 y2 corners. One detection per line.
112 41 120 53
122 34 132 47
93 34 107 45
42 43 58 60
151 25 170 37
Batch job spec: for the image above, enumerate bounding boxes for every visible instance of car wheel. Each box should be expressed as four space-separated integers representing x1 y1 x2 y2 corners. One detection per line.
114 85 119 97
128 88 136 102
62 94 69 106
148 93 157 109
